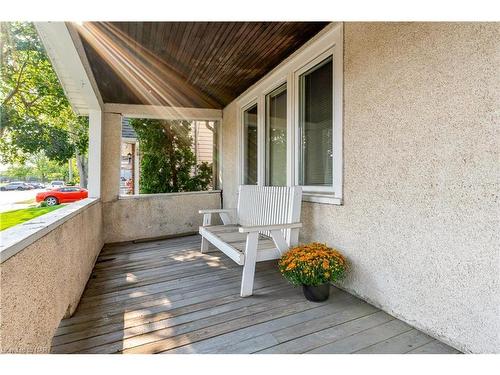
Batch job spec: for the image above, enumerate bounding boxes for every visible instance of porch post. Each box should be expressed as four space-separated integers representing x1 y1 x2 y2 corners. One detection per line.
100 112 122 202
87 110 102 198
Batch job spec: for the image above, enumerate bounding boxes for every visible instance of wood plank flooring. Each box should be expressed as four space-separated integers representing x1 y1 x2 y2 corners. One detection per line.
50 235 460 354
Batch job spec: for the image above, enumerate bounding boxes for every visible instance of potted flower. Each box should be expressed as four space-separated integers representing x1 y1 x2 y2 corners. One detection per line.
278 242 347 302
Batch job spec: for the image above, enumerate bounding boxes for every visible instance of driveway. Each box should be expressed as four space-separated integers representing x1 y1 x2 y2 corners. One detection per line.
0 189 46 213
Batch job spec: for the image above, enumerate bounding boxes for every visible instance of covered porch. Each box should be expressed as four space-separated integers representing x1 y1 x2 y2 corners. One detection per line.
1 21 497 355
50 235 458 354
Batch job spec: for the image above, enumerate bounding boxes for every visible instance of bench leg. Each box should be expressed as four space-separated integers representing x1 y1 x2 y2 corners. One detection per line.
200 213 212 254
201 237 209 253
240 232 259 297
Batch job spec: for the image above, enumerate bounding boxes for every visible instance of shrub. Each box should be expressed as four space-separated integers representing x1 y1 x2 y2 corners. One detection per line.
278 242 347 286
38 201 48 207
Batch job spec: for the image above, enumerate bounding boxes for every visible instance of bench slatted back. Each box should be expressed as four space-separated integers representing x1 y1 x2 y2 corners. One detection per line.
237 185 302 245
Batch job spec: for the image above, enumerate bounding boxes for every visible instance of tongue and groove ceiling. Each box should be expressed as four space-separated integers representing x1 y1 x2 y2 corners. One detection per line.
77 22 329 109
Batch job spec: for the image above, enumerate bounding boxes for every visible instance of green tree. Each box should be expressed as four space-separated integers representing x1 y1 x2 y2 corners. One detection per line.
31 152 77 183
0 22 89 186
4 163 34 181
129 118 213 194
3 152 71 183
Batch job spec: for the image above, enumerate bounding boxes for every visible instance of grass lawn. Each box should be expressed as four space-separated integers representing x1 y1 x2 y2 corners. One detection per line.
0 206 63 231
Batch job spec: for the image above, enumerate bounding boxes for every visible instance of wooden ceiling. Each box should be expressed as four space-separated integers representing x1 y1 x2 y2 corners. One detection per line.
77 22 329 109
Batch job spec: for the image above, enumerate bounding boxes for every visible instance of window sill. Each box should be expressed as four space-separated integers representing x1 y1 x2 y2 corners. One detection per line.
302 192 343 205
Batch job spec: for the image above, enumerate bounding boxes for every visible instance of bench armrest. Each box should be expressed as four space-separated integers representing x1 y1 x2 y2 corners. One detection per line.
199 208 235 214
200 208 236 225
238 222 302 233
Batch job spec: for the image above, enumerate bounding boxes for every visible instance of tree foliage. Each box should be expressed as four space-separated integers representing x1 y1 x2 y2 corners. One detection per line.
3 151 76 182
129 118 213 194
0 22 88 171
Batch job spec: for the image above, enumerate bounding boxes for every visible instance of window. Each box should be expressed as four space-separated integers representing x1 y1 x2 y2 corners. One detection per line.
243 104 258 185
237 24 343 204
298 56 333 187
265 84 287 186
60 187 80 192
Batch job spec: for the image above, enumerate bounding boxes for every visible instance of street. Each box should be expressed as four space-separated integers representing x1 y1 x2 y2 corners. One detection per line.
0 189 46 213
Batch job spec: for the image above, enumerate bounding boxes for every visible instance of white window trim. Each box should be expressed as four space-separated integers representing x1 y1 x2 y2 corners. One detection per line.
264 83 287 186
239 100 259 185
294 50 335 195
236 23 343 205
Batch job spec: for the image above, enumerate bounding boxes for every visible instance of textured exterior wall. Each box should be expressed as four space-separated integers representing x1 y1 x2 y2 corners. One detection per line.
101 112 122 203
101 111 222 243
221 23 500 353
222 101 239 209
103 192 221 243
0 201 103 353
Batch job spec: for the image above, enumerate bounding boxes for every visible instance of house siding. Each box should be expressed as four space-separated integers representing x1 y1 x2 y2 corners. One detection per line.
194 121 216 164
221 22 500 353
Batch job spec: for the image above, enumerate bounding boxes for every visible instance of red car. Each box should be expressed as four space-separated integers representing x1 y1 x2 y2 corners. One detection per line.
36 187 88 206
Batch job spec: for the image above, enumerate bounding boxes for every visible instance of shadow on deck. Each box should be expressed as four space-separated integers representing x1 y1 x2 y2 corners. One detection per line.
51 235 459 354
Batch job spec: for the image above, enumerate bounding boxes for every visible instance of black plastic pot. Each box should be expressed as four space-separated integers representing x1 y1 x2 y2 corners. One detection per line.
302 283 330 302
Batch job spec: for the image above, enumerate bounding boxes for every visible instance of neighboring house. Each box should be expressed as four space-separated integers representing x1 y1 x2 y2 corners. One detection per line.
120 118 139 194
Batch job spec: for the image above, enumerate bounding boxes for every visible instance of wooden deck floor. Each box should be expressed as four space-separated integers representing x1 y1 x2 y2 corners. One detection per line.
51 235 459 354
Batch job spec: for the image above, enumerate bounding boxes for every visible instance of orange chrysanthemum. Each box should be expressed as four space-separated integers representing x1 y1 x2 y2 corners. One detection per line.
278 242 347 287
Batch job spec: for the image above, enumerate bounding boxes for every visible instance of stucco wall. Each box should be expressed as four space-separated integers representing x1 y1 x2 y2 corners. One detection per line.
221 23 499 353
101 112 122 203
221 100 239 209
0 201 103 353
102 191 221 243
100 110 222 244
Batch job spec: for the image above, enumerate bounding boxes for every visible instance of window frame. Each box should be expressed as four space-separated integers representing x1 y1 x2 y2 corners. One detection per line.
265 82 288 186
294 49 335 194
237 23 343 205
239 100 260 185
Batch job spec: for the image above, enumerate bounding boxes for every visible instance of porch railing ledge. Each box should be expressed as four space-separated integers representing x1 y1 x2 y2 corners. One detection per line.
118 190 222 200
0 198 100 264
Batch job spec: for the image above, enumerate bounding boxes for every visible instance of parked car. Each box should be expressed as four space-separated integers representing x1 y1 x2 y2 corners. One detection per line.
0 182 33 191
30 182 46 189
49 180 65 189
36 187 88 206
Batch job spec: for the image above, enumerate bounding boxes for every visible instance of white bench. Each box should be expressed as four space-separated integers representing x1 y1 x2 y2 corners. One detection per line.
199 185 302 297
